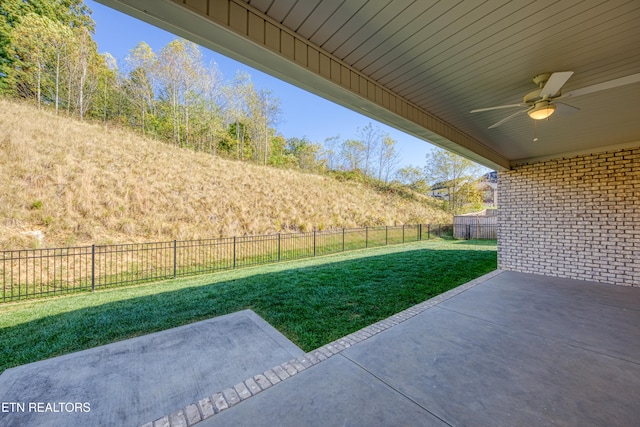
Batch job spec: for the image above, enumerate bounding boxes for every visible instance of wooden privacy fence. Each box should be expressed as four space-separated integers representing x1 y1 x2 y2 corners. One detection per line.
453 210 498 239
1 224 463 303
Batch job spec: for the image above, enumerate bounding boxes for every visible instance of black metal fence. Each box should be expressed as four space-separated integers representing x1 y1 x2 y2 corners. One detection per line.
0 223 493 303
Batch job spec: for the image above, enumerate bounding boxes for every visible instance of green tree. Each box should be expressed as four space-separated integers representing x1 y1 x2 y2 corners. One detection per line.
148 39 209 146
9 13 58 104
93 53 121 123
284 137 323 171
222 121 251 159
0 0 93 95
340 139 365 171
7 10 100 119
395 165 429 193
268 135 292 167
424 148 481 214
457 181 484 213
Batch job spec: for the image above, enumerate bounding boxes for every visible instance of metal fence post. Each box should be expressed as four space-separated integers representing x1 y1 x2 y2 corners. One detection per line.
173 240 177 279
233 236 237 269
385 226 388 245
402 225 405 243
91 244 95 292
419 224 422 241
313 230 317 257
277 233 281 262
342 228 345 252
365 226 368 248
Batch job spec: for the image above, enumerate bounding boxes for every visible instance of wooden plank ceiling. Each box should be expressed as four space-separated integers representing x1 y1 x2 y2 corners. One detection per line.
97 0 640 169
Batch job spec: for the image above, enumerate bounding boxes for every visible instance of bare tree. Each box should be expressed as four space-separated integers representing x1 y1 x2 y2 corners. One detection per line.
376 135 401 182
49 22 73 114
198 60 225 153
357 123 382 176
321 135 341 171
223 71 254 159
250 89 280 165
74 26 98 119
125 42 157 135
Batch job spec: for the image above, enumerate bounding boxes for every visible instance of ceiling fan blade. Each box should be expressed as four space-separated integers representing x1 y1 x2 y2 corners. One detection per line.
540 71 574 98
470 103 526 113
488 108 529 129
554 102 580 115
559 72 640 99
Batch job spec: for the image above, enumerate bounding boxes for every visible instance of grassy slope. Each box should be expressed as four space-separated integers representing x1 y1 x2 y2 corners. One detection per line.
0 99 450 250
0 239 497 372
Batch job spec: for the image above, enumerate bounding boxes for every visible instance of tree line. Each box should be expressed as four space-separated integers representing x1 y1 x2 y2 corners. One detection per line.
0 1 402 177
1 0 486 214
1 1 283 163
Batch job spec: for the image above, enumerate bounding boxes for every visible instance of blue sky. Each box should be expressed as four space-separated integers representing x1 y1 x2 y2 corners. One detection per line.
86 0 438 169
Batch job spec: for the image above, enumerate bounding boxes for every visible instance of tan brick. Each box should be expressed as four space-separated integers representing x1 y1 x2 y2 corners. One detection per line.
498 147 639 286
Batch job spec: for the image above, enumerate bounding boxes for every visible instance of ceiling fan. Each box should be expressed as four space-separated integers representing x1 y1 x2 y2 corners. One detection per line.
471 71 640 129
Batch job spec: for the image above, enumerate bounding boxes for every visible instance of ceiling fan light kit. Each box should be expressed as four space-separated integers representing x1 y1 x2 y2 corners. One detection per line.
528 101 555 120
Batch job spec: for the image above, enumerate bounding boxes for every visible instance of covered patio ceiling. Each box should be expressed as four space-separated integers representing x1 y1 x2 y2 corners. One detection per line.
97 0 640 170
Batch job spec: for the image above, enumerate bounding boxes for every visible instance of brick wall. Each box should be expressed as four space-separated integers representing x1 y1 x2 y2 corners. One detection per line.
498 147 640 286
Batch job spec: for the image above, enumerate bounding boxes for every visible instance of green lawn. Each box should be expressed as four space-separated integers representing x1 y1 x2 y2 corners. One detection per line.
0 239 496 373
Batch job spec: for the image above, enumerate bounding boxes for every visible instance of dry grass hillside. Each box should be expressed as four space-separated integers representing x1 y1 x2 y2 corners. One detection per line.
0 99 450 250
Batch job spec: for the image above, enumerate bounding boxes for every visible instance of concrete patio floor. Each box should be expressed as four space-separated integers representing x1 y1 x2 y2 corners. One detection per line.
1 269 639 426
0 310 305 427
197 270 640 427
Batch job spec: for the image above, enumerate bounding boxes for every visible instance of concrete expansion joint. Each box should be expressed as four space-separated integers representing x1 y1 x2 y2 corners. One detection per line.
140 270 504 427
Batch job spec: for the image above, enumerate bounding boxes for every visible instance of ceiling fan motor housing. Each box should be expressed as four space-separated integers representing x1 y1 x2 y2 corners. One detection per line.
532 73 552 86
524 73 556 104
524 88 543 104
